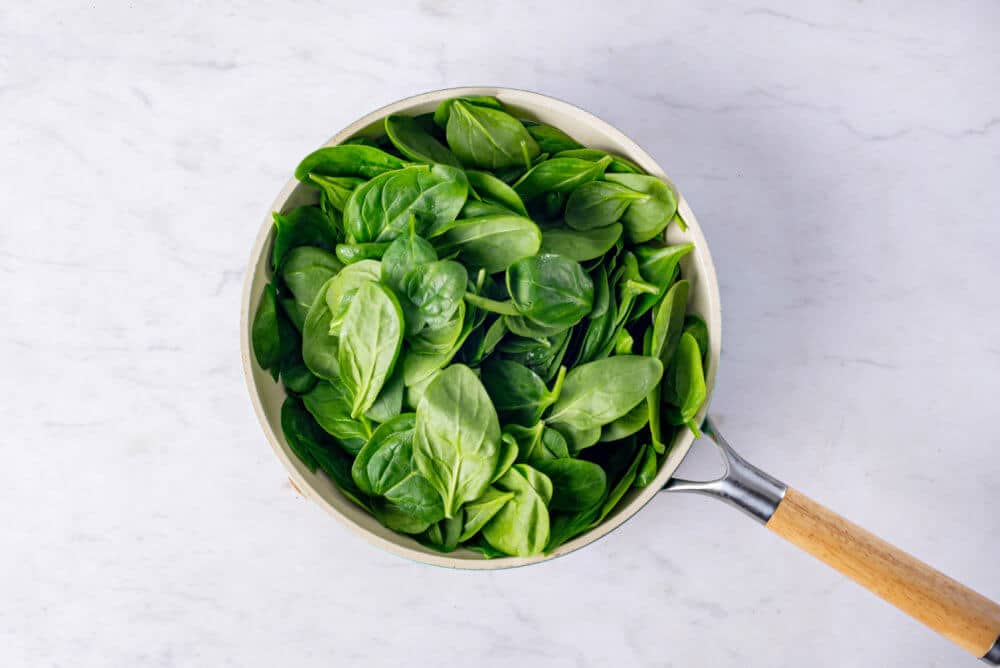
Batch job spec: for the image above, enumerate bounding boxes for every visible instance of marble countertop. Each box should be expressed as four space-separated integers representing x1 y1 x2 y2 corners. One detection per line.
3 2 997 666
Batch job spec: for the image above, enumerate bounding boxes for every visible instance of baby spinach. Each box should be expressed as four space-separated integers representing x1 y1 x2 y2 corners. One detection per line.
540 223 622 262
513 156 611 200
460 488 515 542
439 215 541 273
351 414 444 524
663 331 707 435
338 281 404 418
481 359 563 426
252 283 282 379
413 364 501 518
301 277 341 381
301 380 370 454
465 170 529 217
526 124 583 153
385 114 460 167
335 242 390 265
507 254 594 331
381 226 437 295
257 98 706 557
554 148 644 174
308 174 366 212
295 144 406 181
344 164 468 242
684 314 710 361
445 100 540 169
565 180 648 230
271 206 340 269
545 355 663 431
505 422 570 463
482 464 552 556
403 260 468 332
632 242 693 320
534 459 607 512
604 173 679 244
280 247 343 327
433 95 504 127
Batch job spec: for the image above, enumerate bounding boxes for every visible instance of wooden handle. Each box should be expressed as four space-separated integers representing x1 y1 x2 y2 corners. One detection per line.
767 487 1000 659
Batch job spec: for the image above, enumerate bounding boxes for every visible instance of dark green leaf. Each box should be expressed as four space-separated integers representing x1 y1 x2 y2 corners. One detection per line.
295 144 406 180
565 180 648 230
439 215 541 274
251 283 281 378
271 206 340 269
446 101 540 169
540 223 622 262
344 164 468 243
534 459 607 511
385 114 460 166
604 173 679 244
338 281 404 418
413 364 501 517
512 156 611 199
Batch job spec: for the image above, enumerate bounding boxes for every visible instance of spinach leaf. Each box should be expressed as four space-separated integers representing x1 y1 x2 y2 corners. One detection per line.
460 200 515 218
481 359 563 426
526 124 583 153
438 215 541 273
344 164 468 243
351 413 445 523
604 173 679 244
565 181 648 230
446 100 540 169
279 313 318 394
423 515 464 552
545 355 663 431
647 279 690 452
507 254 594 331
433 95 504 127
301 277 341 380
365 364 404 423
403 260 468 332
307 174 365 212
553 148 645 174
492 433 520 483
335 242 390 265
271 206 340 269
280 247 342 327
409 302 465 354
301 380 370 454
280 396 320 472
385 114 460 166
534 459 607 512
634 445 659 488
281 397 371 510
338 281 404 418
323 259 381 333
683 314 710 362
539 223 622 262
505 422 570 463
465 170 529 217
381 226 437 296
599 400 648 442
295 144 406 180
481 464 552 556
663 332 706 434
413 364 501 517
512 156 611 200
631 242 693 320
372 500 433 534
251 283 281 379
459 488 515 542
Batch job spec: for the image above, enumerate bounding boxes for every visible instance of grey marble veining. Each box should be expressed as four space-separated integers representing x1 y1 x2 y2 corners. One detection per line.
1 2 997 666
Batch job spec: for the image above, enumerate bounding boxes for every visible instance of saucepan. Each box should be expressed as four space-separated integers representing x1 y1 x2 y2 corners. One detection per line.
240 87 1000 663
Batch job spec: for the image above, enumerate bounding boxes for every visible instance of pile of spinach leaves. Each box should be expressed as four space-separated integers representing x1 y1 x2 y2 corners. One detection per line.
253 96 707 557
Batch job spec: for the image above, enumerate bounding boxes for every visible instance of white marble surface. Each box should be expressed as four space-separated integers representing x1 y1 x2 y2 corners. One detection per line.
2 2 998 666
